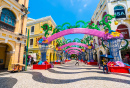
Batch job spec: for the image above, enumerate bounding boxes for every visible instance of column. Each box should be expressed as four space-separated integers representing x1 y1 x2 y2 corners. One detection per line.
8 51 15 71
0 9 2 16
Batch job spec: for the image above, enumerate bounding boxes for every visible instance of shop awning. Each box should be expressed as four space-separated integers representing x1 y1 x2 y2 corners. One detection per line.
100 54 114 59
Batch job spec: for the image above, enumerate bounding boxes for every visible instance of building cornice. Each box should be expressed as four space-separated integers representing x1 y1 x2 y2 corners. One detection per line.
4 0 25 15
29 32 45 38
10 0 24 9
0 30 27 39
27 16 57 27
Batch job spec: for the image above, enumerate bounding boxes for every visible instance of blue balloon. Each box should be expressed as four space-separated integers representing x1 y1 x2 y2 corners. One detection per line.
109 30 115 34
38 61 42 65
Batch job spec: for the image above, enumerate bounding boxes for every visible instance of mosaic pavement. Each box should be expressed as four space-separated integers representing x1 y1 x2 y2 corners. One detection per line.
0 60 130 88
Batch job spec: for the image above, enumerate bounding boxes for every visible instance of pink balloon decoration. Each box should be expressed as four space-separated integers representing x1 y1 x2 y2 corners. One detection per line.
47 28 105 43
59 42 88 50
115 61 125 67
68 50 80 54
65 47 82 52
42 62 45 65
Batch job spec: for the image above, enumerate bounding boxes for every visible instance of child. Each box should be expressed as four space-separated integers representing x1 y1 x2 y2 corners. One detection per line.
102 58 108 73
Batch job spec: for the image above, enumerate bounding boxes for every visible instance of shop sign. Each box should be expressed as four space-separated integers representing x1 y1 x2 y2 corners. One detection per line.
114 10 126 18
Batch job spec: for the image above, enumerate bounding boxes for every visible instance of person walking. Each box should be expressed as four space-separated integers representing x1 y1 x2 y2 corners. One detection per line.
75 58 79 66
28 55 31 66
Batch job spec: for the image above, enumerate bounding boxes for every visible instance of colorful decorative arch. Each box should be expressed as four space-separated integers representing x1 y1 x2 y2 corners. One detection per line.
68 50 80 54
59 42 88 50
65 47 82 52
47 28 105 43
69 52 79 55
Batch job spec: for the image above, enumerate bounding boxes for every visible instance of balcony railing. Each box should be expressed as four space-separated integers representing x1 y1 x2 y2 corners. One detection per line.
0 21 15 32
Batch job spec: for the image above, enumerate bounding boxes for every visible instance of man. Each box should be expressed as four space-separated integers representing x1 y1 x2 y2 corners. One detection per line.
75 58 79 66
102 58 108 73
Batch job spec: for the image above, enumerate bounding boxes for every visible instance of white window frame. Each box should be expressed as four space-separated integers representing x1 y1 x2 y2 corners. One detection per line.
30 26 35 35
29 51 33 53
30 38 33 48
26 27 27 35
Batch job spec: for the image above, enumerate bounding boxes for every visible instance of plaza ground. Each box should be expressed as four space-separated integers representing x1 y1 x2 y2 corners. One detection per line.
0 60 130 88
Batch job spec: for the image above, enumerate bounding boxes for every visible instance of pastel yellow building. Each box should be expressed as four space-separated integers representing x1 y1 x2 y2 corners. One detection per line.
0 0 29 71
26 16 63 63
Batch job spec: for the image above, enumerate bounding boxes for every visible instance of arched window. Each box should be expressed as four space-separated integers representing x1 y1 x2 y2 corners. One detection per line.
96 21 100 25
98 37 102 46
96 21 100 28
0 8 16 26
117 24 129 39
102 12 108 23
114 6 126 18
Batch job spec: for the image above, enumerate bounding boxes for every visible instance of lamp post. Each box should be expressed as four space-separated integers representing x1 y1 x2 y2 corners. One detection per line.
25 29 29 71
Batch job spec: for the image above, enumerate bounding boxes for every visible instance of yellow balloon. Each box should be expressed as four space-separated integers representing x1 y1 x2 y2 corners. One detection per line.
114 21 118 25
128 15 130 18
40 30 43 33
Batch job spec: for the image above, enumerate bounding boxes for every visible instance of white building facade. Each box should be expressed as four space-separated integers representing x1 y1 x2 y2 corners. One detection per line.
84 0 130 64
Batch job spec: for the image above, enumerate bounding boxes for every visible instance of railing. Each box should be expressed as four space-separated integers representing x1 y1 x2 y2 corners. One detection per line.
0 21 15 32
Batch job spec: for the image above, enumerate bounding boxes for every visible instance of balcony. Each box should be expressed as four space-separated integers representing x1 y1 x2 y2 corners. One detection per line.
0 21 15 32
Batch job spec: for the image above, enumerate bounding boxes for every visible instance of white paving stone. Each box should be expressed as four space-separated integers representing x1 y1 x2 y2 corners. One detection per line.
0 60 130 88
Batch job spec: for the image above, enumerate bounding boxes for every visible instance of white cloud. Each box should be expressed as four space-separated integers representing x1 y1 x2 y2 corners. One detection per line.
71 0 74 6
84 4 87 7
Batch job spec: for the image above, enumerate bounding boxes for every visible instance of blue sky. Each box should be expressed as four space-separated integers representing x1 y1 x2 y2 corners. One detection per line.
28 0 100 40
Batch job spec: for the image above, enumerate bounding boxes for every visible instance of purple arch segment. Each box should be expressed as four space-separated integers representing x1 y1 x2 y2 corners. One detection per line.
68 50 80 54
59 42 88 50
69 52 79 55
47 28 105 43
65 47 82 52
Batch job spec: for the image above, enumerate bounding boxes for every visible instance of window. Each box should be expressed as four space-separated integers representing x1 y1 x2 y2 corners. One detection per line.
35 38 37 46
30 39 33 48
96 21 100 28
15 0 19 2
31 26 34 35
43 24 48 30
102 12 108 23
117 24 129 39
26 28 27 34
96 12 98 16
0 8 16 26
0 59 3 64
114 6 126 18
98 37 102 46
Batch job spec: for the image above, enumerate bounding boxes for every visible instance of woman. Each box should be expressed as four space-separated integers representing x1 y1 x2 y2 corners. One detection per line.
28 55 31 66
